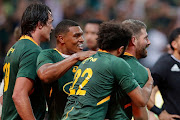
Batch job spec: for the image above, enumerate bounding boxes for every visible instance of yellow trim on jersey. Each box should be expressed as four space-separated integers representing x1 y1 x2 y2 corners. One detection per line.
97 95 111 106
19 35 38 46
124 103 132 109
98 49 109 53
65 107 74 120
54 48 62 55
63 81 73 95
49 88 53 97
124 52 133 56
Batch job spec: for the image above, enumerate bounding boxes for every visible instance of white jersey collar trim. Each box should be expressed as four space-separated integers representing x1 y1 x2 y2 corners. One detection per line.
171 55 180 63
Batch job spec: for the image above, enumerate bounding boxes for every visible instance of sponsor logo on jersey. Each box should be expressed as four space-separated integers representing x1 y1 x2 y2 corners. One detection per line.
171 64 180 72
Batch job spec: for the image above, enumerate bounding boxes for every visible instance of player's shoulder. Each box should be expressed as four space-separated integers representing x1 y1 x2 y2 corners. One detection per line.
38 48 64 60
122 55 136 62
17 38 39 48
13 39 41 54
157 53 172 63
96 51 128 66
39 48 61 56
40 48 55 53
111 56 130 68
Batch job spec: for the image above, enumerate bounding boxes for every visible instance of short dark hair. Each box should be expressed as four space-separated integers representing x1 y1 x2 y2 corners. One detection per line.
122 19 146 37
169 28 180 50
21 3 51 36
97 21 132 51
86 19 103 25
55 19 79 38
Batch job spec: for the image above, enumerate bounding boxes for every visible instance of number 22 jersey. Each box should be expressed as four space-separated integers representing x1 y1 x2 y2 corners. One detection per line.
62 51 139 120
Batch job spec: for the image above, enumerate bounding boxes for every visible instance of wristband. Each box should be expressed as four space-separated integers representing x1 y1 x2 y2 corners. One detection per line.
150 105 163 115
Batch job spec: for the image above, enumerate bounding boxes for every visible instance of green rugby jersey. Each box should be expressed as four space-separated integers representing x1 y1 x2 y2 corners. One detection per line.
107 52 148 120
37 49 81 120
2 35 46 120
62 51 139 120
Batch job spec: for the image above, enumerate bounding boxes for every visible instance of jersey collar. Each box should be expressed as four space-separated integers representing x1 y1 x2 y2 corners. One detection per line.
171 55 180 63
124 52 133 56
19 35 38 46
98 49 109 53
54 48 70 58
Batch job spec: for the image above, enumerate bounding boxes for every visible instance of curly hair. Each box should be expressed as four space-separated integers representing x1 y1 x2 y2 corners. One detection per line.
21 3 51 36
97 21 132 51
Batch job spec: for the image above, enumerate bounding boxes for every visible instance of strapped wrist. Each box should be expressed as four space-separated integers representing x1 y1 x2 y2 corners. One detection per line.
150 105 163 115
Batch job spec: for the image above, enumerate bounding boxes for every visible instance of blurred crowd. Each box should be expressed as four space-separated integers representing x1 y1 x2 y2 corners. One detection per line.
1 0 180 80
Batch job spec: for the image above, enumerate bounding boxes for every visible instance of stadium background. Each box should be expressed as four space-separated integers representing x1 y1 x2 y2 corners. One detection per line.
0 0 178 115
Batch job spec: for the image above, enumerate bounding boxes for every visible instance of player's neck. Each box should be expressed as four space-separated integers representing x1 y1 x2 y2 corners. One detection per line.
31 33 40 45
125 48 136 58
90 47 99 51
173 50 180 60
56 45 72 55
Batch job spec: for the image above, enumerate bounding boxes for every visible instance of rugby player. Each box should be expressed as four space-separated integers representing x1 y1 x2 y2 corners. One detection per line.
62 21 153 120
37 19 95 120
2 3 53 120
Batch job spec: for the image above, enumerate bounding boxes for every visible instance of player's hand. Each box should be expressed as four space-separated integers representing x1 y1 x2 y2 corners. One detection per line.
146 68 154 84
76 51 96 61
159 110 180 120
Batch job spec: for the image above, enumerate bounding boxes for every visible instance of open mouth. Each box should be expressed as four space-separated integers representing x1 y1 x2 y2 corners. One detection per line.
78 44 83 50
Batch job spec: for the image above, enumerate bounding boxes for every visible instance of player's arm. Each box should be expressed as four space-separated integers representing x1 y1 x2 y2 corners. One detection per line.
147 86 180 120
13 48 42 120
132 103 148 120
12 77 35 120
127 68 153 107
37 51 96 83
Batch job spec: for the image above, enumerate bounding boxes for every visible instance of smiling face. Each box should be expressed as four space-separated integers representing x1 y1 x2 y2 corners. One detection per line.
63 26 84 55
135 28 151 59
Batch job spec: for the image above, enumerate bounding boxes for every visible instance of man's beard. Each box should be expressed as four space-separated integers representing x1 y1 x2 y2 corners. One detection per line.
139 48 147 58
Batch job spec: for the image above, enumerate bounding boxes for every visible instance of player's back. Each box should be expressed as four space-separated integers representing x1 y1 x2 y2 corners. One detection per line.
2 37 45 120
62 51 138 120
106 54 149 120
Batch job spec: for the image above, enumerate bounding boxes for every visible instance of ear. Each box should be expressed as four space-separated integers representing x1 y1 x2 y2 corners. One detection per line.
37 21 43 29
171 41 177 50
128 36 136 47
117 46 125 56
131 36 136 46
57 35 65 44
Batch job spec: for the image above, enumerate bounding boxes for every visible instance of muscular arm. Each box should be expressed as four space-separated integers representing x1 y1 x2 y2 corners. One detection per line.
12 77 35 120
132 103 148 120
128 69 153 107
37 51 96 83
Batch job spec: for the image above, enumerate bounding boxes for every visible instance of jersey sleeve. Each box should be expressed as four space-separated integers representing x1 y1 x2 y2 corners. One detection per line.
112 58 139 93
17 49 40 81
36 50 54 71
